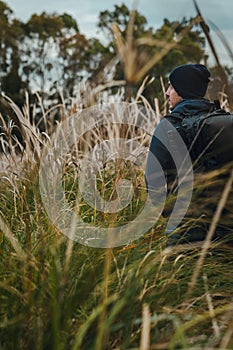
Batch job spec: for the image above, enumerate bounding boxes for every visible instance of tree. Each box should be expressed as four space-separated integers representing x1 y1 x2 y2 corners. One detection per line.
0 1 220 110
96 4 154 99
98 3 149 40
0 1 26 105
22 12 65 98
58 23 90 98
95 4 208 103
142 17 207 105
22 12 100 103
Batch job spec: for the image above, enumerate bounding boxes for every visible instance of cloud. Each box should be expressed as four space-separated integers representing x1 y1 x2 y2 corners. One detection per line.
5 0 233 55
5 0 233 29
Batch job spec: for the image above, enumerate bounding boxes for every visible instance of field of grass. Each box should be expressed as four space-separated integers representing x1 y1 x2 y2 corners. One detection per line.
0 90 233 350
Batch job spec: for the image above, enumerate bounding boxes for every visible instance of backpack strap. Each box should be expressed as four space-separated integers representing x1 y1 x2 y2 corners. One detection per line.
214 99 221 110
163 112 197 151
163 110 213 161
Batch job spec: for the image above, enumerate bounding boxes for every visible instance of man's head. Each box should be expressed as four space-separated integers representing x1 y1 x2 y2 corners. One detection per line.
166 63 211 110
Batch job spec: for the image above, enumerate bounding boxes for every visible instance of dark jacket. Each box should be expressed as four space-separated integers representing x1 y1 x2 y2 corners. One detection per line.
145 98 232 244
145 98 214 193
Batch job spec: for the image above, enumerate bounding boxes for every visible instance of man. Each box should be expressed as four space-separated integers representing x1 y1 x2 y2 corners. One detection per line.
145 63 231 245
146 63 212 178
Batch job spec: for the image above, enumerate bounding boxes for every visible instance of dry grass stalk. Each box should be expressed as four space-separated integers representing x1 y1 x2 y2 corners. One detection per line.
0 215 27 261
203 274 220 338
193 0 233 107
140 303 151 350
112 10 202 87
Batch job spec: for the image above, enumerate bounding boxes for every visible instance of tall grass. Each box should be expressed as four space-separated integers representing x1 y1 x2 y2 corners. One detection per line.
1 9 233 349
0 85 233 349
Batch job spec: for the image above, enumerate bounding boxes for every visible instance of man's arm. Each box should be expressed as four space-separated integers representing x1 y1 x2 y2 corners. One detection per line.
145 118 177 198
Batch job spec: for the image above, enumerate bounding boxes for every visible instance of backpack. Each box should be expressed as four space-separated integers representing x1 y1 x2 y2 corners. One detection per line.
169 104 233 171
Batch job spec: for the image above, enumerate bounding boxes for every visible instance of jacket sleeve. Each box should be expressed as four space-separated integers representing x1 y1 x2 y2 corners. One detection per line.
145 118 177 200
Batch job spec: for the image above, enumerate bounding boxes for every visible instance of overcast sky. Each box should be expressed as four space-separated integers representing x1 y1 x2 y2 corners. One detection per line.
5 0 233 66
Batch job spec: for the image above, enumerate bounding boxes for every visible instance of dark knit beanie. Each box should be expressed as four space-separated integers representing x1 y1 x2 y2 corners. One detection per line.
169 64 210 99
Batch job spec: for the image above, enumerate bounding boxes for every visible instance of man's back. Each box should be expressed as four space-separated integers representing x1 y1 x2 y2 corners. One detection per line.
145 63 233 245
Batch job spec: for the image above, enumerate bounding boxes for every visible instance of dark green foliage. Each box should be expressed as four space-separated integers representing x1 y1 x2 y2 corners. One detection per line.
0 1 216 107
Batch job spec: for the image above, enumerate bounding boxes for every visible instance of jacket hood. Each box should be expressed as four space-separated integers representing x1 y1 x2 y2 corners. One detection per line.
171 99 214 115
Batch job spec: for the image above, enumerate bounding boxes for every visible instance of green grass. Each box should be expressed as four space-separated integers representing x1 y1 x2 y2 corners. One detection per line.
0 93 233 350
